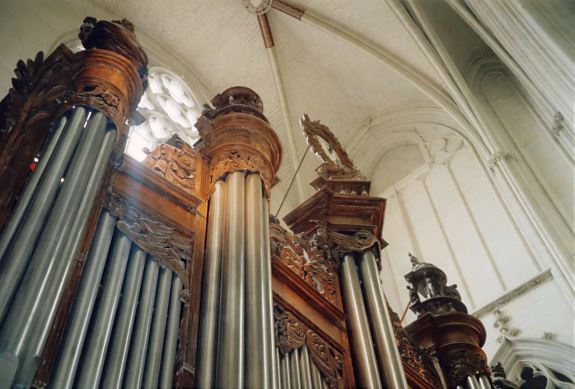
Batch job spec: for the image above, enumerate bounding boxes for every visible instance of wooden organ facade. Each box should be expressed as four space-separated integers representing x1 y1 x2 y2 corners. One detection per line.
0 18 493 389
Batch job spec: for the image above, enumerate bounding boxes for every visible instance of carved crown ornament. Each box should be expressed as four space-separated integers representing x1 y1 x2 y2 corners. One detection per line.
195 87 282 196
274 303 344 389
300 114 365 182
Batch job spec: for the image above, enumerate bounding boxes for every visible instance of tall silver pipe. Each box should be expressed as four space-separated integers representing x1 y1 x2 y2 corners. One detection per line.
0 107 86 323
467 375 481 389
246 173 273 388
197 180 226 388
280 351 291 389
289 348 302 389
299 344 313 389
25 117 114 382
51 211 117 389
0 111 106 386
100 245 147 389
158 276 183 389
142 267 173 388
216 172 245 388
75 232 132 388
274 347 282 389
310 361 322 389
123 257 160 388
478 375 493 389
263 192 277 389
0 116 67 259
359 249 408 388
340 253 381 388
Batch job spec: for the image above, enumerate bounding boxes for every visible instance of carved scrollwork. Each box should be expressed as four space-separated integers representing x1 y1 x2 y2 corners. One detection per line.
443 348 490 387
105 192 191 289
270 219 338 304
210 150 273 195
143 134 196 194
300 114 365 181
274 304 306 354
274 303 343 388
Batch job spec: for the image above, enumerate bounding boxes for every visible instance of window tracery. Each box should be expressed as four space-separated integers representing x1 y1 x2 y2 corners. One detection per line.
125 66 201 161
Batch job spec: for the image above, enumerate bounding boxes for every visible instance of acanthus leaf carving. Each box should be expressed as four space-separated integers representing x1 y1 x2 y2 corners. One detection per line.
105 192 191 290
270 218 338 304
327 229 380 259
210 150 273 196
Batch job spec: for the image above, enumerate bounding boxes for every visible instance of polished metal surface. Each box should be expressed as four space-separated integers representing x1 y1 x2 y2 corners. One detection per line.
1 111 107 387
310 359 322 389
101 245 147 389
30 115 114 366
263 194 277 389
142 267 173 388
216 172 246 388
299 344 313 389
340 253 381 388
359 249 408 388
197 179 226 388
124 257 160 388
280 351 292 389
76 232 132 388
467 375 481 389
0 107 86 323
51 211 117 389
0 116 67 259
274 347 282 389
159 276 183 389
289 348 302 389
478 375 493 389
246 173 273 388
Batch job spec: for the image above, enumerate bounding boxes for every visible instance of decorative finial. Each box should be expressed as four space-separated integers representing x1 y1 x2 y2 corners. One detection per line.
409 252 420 268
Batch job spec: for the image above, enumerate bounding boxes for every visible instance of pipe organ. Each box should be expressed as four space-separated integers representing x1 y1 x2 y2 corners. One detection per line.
0 17 494 389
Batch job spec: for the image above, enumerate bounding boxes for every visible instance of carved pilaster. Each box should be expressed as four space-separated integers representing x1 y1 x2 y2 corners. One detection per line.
195 87 282 195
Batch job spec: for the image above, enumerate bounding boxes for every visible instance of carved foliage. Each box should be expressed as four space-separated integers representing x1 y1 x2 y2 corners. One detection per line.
274 304 343 388
270 220 338 304
328 229 380 259
443 348 490 387
105 192 191 289
210 150 273 195
143 135 197 194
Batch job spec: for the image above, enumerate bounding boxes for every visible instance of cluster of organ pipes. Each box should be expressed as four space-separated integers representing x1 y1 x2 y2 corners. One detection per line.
197 172 276 388
275 344 332 389
0 108 116 387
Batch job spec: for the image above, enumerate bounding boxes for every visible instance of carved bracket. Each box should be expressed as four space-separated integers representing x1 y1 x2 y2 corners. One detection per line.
328 229 380 259
488 151 515 173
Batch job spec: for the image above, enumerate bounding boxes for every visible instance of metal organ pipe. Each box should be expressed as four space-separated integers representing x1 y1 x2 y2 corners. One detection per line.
340 253 382 388
359 249 408 388
0 107 87 322
289 347 303 389
216 171 246 388
197 179 226 388
51 210 117 389
142 267 173 388
159 276 183 389
100 246 147 389
123 256 160 388
299 344 314 389
76 232 132 387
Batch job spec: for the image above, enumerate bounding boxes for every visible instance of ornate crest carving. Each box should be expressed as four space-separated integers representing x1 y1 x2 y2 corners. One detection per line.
274 303 344 388
300 114 364 180
270 218 338 304
443 348 490 387
105 192 191 290
143 134 197 195
210 150 273 194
